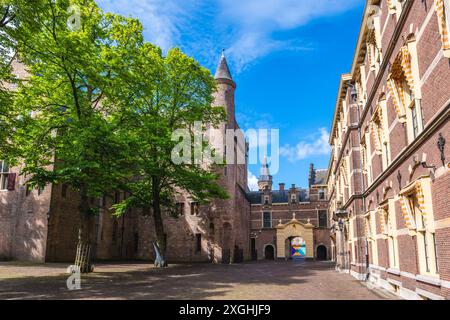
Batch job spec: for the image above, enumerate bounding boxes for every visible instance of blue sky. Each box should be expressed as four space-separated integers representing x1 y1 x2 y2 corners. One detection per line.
97 0 366 190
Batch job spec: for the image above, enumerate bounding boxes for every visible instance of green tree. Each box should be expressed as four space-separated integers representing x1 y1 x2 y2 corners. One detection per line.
107 42 228 266
9 0 139 272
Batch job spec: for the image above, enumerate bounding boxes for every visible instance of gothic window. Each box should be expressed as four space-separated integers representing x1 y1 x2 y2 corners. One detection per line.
0 160 10 190
61 184 68 198
318 210 328 228
114 191 121 204
112 219 118 242
291 194 297 204
176 202 185 215
195 234 202 253
190 202 199 215
263 212 272 229
318 189 326 200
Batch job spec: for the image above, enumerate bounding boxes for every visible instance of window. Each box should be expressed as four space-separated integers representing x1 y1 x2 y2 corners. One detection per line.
361 130 373 185
380 203 399 269
264 196 269 205
0 160 10 190
195 234 202 253
114 191 121 204
318 189 326 200
318 210 328 228
291 194 297 204
134 233 139 253
400 178 438 275
112 219 118 242
61 184 68 198
25 185 31 197
387 45 424 143
412 194 438 275
263 212 272 229
190 202 199 215
411 104 419 139
176 203 185 215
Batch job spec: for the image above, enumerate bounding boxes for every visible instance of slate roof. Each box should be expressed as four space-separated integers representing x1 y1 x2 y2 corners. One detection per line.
214 51 233 81
246 189 309 205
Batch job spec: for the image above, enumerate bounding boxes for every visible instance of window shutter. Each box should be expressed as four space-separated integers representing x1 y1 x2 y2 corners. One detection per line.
7 173 16 191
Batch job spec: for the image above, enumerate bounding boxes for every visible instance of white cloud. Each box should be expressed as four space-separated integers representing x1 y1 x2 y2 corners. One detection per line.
280 128 331 162
97 0 195 52
97 0 358 72
248 171 259 191
218 0 358 71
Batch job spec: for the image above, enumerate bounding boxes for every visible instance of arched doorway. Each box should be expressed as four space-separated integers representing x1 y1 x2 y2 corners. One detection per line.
264 245 275 260
221 223 232 264
317 245 327 261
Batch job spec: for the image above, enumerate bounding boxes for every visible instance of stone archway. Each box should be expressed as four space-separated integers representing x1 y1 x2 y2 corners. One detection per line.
316 245 327 261
264 244 275 260
221 222 232 264
275 217 314 259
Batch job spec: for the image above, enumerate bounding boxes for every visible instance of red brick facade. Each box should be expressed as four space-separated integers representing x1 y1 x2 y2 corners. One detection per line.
328 0 450 300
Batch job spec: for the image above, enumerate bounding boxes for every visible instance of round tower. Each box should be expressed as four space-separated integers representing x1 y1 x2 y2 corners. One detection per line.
213 50 236 128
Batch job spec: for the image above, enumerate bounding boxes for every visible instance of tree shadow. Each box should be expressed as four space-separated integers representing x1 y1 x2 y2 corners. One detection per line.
0 261 371 300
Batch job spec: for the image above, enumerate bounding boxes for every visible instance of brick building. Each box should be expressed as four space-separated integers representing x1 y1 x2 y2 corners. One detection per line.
327 0 450 300
1 51 328 266
247 162 330 261
0 53 251 264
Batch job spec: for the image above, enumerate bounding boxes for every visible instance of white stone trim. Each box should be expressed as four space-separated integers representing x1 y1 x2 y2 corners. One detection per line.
400 271 416 280
387 278 402 287
416 2 436 44
400 287 421 300
416 274 441 287
387 268 401 276
415 288 445 300
420 49 443 88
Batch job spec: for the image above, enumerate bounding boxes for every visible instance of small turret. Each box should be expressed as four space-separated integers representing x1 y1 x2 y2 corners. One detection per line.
258 157 273 191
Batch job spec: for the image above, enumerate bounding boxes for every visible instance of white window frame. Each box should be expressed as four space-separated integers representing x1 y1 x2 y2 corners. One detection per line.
411 194 439 276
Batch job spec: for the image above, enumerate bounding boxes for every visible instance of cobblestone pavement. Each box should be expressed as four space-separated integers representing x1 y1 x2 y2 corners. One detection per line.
0 260 398 300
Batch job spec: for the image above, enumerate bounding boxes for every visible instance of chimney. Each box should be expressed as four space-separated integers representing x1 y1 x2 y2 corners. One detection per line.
291 184 296 190
279 183 285 191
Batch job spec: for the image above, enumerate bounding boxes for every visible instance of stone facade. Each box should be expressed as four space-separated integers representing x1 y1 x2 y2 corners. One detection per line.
327 0 450 300
248 163 330 261
0 54 251 264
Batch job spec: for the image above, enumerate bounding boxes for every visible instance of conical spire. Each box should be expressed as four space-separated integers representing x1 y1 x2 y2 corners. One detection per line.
259 156 271 180
214 49 233 81
258 156 273 191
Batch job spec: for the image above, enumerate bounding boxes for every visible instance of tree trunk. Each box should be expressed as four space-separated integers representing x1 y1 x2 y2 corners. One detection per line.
75 185 93 273
152 175 168 267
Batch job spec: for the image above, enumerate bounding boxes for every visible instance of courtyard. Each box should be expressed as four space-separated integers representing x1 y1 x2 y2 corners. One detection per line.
0 261 397 300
